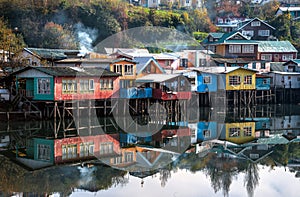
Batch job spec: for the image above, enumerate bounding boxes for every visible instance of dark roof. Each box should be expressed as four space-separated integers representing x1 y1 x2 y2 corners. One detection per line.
25 48 80 60
13 66 120 77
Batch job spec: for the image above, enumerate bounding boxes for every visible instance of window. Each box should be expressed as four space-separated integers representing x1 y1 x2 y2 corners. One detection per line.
229 128 240 137
100 79 114 90
62 144 77 160
229 76 241 85
114 64 122 74
258 30 270 36
242 30 254 37
203 76 211 84
189 77 196 85
251 21 261 26
37 144 51 161
261 54 272 61
261 62 266 69
242 45 254 53
79 79 90 92
124 64 134 75
263 79 268 84
244 75 252 85
282 54 294 61
89 79 94 90
37 78 51 94
203 130 211 138
114 156 122 164
181 58 188 67
100 142 113 155
229 45 241 53
252 62 256 69
244 127 252 136
62 79 77 94
124 152 134 163
80 142 94 157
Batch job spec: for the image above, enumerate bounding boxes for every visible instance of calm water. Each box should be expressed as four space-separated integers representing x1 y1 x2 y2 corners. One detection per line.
0 104 300 197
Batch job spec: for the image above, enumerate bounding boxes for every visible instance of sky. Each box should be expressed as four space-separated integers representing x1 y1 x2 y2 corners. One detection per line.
69 165 300 197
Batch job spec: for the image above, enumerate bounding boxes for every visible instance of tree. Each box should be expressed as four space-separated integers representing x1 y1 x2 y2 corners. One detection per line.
42 22 78 49
0 18 25 72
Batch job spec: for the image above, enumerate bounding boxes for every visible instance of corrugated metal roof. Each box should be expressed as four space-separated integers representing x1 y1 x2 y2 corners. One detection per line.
190 66 257 74
13 66 120 77
136 74 181 83
270 62 285 71
25 48 80 60
258 41 297 52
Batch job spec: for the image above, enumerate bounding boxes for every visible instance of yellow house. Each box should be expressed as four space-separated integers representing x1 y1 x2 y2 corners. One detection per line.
224 67 257 90
225 121 256 144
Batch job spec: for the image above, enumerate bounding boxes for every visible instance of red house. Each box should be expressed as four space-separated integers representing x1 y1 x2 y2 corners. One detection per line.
136 74 192 100
13 66 121 101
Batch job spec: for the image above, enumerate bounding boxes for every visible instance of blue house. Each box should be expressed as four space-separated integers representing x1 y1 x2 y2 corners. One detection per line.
118 57 165 99
196 121 218 142
119 133 152 146
256 74 271 90
174 69 218 93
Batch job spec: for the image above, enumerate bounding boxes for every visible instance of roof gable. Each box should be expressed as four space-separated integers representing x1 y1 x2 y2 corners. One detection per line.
237 17 275 30
134 57 165 74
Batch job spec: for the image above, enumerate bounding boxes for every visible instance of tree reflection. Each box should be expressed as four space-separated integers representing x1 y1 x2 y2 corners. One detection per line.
0 157 128 196
244 162 259 197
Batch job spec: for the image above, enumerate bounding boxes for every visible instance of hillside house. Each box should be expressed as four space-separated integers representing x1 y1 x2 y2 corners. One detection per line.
282 59 300 72
257 41 298 62
202 31 258 60
19 48 80 67
236 18 276 40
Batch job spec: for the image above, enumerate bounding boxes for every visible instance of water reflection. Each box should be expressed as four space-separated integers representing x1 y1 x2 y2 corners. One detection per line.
0 104 300 196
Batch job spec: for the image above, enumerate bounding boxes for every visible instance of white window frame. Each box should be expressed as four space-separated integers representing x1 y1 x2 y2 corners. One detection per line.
244 127 252 136
37 78 51 95
229 76 241 85
114 64 122 74
251 21 261 26
242 30 254 37
242 45 254 53
258 30 270 36
244 75 252 85
282 54 294 61
89 79 94 90
261 54 272 61
229 45 241 53
124 64 133 75
203 76 211 84
229 128 240 137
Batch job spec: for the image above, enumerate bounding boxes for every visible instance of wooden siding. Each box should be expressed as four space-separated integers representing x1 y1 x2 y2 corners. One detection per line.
256 77 271 90
216 45 226 56
225 122 256 144
53 134 120 164
226 69 256 90
110 60 137 80
196 121 218 141
197 73 218 93
54 76 119 101
137 61 164 78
